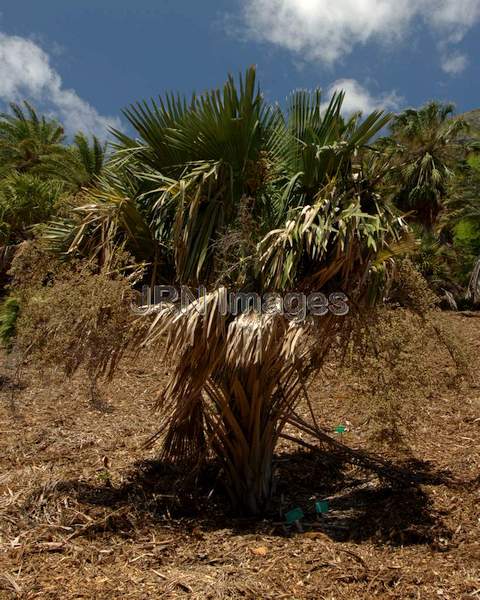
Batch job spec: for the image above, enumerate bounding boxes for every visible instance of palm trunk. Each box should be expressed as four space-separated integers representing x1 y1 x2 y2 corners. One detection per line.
206 377 281 515
152 293 324 517
221 434 275 515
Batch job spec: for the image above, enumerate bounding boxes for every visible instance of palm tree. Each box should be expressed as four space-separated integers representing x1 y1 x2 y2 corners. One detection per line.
40 133 108 191
0 103 110 277
386 102 468 229
43 68 407 514
0 101 65 173
0 103 64 284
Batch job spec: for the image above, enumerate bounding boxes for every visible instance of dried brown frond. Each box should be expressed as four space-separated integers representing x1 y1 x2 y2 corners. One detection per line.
138 287 349 513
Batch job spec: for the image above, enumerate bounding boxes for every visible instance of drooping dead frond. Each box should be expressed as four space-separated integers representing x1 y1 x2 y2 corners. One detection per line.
138 286 346 513
258 184 408 297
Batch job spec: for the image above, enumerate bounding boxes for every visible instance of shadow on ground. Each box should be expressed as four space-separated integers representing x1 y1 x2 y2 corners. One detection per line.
40 448 459 548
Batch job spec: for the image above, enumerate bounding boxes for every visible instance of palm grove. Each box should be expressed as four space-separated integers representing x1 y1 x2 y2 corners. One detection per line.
0 68 478 514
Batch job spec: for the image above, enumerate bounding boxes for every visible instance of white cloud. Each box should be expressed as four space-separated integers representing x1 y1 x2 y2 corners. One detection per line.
0 32 121 138
241 0 480 68
441 51 469 75
325 79 401 114
431 0 480 29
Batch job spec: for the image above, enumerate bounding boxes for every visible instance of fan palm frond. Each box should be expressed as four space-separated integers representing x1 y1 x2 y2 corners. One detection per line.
38 133 108 191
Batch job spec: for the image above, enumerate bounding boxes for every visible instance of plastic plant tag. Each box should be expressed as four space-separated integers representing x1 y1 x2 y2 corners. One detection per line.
315 500 329 514
285 507 304 524
335 425 346 434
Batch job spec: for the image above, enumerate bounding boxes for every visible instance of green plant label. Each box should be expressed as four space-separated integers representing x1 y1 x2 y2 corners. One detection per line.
285 507 304 524
315 500 329 514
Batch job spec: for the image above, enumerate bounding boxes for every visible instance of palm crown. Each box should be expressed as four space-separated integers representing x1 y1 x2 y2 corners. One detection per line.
0 102 65 174
387 101 469 229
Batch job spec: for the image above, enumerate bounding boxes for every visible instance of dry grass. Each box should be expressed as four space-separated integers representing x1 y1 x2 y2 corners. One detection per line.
1 314 479 599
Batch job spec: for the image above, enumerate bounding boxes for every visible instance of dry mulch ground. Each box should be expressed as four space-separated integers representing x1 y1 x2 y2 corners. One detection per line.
0 314 479 599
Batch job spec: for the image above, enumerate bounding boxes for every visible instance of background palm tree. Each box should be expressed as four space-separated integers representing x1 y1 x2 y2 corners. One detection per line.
0 103 64 288
40 133 108 191
0 103 109 288
386 101 468 230
0 101 65 173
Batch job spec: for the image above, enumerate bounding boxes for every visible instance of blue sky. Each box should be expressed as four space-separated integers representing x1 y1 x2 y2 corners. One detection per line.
1 0 479 138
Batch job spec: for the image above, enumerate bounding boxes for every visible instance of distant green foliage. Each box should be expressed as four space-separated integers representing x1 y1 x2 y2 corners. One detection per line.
468 153 480 170
453 219 480 284
0 297 20 349
0 103 108 253
0 101 65 173
412 228 457 293
40 133 107 191
0 173 62 244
